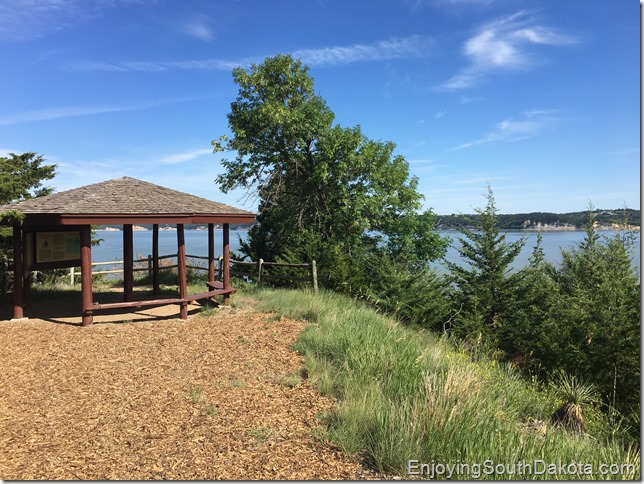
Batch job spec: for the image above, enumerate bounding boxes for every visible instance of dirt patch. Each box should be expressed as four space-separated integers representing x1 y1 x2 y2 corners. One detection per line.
0 302 382 480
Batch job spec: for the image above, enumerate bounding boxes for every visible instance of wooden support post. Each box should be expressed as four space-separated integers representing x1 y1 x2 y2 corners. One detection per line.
123 224 134 302
257 258 264 289
177 224 188 319
1 258 7 297
223 223 230 304
80 225 94 326
152 224 159 295
311 260 318 294
11 225 24 320
218 255 223 282
24 270 32 306
208 223 215 284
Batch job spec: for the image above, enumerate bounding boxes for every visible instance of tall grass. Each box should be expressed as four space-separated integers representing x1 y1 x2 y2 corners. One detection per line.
254 289 640 480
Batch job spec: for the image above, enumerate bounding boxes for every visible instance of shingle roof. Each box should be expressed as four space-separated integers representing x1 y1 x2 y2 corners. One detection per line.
1 177 255 217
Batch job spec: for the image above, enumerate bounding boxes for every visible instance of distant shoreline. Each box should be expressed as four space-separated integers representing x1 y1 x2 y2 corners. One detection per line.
96 227 250 232
438 225 640 233
95 226 639 233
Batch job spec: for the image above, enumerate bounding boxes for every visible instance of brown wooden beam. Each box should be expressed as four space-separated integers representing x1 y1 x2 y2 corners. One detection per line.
24 271 32 307
123 224 134 302
11 225 24 320
152 224 160 295
90 287 235 311
80 225 93 326
223 223 230 304
177 224 188 319
57 214 256 225
92 298 184 310
208 223 215 284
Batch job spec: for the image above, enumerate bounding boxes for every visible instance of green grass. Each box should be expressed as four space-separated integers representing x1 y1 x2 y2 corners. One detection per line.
252 288 640 480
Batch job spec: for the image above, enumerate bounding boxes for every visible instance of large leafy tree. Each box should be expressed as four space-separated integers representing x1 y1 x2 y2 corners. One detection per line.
213 54 446 288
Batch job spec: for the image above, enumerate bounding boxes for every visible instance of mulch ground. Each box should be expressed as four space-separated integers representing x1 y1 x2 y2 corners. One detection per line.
0 300 386 480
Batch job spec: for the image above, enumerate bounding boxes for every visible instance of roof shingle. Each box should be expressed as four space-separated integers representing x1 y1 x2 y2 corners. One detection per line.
1 177 254 217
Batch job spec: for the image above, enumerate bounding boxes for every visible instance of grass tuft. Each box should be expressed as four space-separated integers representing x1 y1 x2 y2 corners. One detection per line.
253 288 640 479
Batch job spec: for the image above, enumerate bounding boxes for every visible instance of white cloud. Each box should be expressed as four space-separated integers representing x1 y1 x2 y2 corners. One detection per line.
408 0 498 11
439 11 576 90
186 23 215 42
449 109 557 150
605 148 639 156
64 35 432 72
450 176 514 184
0 0 142 41
0 96 202 125
159 148 213 165
178 14 217 43
294 35 432 66
65 58 243 72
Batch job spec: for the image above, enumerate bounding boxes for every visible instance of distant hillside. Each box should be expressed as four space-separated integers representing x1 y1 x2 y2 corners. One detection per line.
436 208 641 231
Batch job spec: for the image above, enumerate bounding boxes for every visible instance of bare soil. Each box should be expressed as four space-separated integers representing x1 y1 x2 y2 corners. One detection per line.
0 292 384 480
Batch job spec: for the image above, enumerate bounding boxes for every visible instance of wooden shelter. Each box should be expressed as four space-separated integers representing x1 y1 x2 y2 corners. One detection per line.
1 177 255 325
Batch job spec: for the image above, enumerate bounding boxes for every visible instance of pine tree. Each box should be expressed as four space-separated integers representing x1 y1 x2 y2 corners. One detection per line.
445 186 525 347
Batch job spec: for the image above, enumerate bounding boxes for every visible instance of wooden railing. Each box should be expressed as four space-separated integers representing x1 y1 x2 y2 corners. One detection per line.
230 258 318 293
1 255 318 294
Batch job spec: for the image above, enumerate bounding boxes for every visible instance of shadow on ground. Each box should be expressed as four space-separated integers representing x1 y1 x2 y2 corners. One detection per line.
0 285 212 325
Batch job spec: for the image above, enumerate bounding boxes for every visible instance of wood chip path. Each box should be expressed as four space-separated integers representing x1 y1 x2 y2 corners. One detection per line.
0 303 386 480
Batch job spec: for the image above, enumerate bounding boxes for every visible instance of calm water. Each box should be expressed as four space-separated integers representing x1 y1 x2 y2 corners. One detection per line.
92 229 249 262
92 229 640 274
432 230 640 274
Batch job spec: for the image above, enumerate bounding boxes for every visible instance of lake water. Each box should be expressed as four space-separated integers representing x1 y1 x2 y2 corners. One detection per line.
92 229 640 274
432 230 640 274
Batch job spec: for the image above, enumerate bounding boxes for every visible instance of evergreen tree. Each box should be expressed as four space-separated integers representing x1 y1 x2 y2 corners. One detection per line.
500 232 559 369
0 152 56 205
445 186 525 346
549 210 640 418
504 208 640 425
0 152 57 258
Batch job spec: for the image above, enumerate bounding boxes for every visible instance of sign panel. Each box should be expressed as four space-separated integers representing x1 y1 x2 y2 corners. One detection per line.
35 231 81 263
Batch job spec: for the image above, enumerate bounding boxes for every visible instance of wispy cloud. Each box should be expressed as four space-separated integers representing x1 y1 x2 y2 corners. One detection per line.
159 148 213 165
449 176 515 184
0 96 202 125
449 108 557 150
177 14 216 43
0 0 138 41
408 0 499 11
606 148 640 156
293 35 432 66
440 11 577 90
64 35 432 73
65 58 243 73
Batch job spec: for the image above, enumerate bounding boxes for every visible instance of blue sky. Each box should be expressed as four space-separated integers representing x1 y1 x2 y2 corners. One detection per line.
0 0 639 215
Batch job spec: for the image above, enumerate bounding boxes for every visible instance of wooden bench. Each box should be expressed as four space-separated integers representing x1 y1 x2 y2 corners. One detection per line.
91 282 236 311
205 280 236 295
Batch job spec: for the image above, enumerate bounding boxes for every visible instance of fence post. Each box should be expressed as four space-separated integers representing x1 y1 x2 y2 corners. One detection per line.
147 254 152 281
311 260 318 294
1 259 6 296
257 258 264 289
218 255 223 281
70 267 75 285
